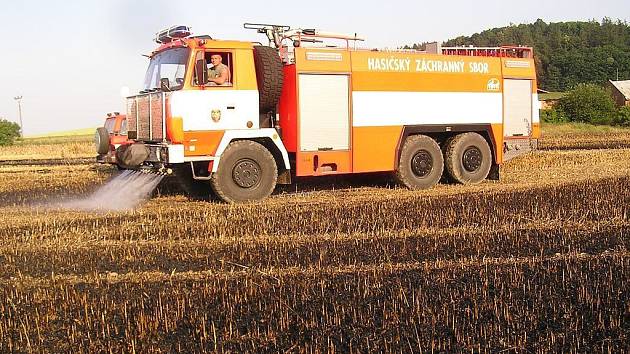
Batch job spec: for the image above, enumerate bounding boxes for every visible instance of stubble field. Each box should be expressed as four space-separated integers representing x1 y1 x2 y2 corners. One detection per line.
0 125 629 352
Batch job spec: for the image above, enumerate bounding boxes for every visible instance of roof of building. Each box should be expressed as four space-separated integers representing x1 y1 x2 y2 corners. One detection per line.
609 80 630 100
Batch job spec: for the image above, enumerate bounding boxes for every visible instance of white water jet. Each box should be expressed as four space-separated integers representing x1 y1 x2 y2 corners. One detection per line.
49 170 164 212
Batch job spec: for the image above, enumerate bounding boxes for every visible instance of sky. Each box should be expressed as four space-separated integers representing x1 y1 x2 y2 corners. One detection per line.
1 0 629 135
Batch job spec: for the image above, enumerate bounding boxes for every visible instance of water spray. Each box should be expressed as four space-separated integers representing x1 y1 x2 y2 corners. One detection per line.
49 170 165 212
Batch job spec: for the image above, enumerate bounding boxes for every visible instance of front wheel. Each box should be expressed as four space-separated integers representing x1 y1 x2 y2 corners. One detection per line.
394 135 444 190
210 140 277 203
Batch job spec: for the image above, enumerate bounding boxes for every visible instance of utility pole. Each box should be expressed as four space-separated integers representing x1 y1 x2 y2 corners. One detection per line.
616 67 619 81
13 95 23 137
607 57 619 81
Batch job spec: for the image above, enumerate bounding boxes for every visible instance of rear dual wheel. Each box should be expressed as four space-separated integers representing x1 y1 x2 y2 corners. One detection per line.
394 133 492 189
444 133 492 184
395 135 444 189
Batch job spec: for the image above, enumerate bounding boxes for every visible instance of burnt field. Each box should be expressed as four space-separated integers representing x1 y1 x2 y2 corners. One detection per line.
0 131 629 352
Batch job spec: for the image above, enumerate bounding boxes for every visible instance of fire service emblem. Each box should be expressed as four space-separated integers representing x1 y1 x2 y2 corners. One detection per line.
486 78 500 91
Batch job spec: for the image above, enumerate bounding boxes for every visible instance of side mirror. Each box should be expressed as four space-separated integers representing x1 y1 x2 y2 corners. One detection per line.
160 78 171 91
194 59 208 85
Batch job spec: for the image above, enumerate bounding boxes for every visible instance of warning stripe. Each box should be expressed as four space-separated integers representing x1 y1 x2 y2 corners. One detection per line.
352 91 503 127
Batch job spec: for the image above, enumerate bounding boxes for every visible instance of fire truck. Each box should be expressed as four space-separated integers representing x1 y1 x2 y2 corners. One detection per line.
95 24 540 202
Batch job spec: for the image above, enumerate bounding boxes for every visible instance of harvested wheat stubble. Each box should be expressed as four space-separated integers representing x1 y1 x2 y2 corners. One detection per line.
1 219 628 279
1 252 627 352
539 131 630 151
0 175 628 241
0 174 629 351
1 143 630 351
538 124 630 151
0 141 93 161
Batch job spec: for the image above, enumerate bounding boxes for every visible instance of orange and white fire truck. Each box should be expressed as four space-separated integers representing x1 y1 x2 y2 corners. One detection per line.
96 24 540 202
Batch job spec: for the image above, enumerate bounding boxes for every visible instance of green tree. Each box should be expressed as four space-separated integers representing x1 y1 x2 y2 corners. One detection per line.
614 106 630 126
0 119 21 146
557 84 616 124
435 19 630 91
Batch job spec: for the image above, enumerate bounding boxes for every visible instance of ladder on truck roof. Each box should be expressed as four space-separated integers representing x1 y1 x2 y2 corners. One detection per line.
441 46 533 58
245 23 364 64
244 23 363 48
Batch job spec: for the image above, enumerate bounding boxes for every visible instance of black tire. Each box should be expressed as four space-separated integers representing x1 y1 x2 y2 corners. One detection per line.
95 127 110 155
253 46 284 113
172 163 213 201
210 140 277 203
444 132 492 184
395 135 444 189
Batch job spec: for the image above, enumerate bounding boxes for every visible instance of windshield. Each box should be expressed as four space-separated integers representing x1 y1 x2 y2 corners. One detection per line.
104 118 116 134
143 47 190 91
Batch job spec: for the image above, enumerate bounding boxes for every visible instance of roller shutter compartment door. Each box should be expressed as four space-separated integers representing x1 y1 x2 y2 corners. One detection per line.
298 74 350 151
503 79 533 137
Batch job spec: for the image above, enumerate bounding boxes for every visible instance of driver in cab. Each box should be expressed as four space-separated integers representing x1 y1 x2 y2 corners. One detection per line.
207 54 231 86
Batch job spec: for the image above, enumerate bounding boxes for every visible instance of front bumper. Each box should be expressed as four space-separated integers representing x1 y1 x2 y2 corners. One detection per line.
97 144 184 165
143 144 185 164
112 142 184 171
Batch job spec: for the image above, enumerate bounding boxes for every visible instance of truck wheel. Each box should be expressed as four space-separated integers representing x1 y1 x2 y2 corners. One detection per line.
253 46 284 113
210 140 277 203
395 135 444 189
172 164 212 200
95 127 110 155
444 132 492 184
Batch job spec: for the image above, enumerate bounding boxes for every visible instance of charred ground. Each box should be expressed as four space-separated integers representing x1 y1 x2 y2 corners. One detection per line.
0 125 629 352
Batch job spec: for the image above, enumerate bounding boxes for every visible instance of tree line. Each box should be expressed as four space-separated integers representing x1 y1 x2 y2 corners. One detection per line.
405 19 630 91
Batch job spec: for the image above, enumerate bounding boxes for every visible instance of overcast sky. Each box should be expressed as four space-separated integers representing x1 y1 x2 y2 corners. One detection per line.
1 0 628 135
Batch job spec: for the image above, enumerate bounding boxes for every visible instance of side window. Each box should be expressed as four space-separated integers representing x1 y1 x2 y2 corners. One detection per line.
119 119 128 136
204 52 233 86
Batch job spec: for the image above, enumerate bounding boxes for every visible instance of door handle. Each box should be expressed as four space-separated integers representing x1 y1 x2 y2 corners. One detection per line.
227 106 235 110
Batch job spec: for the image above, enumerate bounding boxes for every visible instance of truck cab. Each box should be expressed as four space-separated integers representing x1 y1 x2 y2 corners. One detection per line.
99 25 289 202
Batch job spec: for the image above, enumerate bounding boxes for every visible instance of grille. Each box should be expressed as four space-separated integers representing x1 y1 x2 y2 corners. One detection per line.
127 92 170 141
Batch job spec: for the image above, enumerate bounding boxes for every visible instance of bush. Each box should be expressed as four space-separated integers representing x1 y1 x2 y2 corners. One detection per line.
540 108 569 123
0 119 21 146
613 106 630 126
557 84 617 125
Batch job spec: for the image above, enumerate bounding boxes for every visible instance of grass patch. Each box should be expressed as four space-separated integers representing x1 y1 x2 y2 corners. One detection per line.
26 127 96 139
16 134 93 146
0 134 94 160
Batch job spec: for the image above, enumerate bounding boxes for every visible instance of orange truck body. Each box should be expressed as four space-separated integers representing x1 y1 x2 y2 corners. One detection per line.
279 47 539 176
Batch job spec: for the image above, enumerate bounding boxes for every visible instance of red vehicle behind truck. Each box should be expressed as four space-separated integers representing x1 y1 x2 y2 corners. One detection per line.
95 112 128 164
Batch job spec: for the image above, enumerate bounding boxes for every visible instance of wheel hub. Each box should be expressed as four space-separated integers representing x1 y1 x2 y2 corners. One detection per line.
462 147 482 172
232 158 261 188
411 151 433 177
